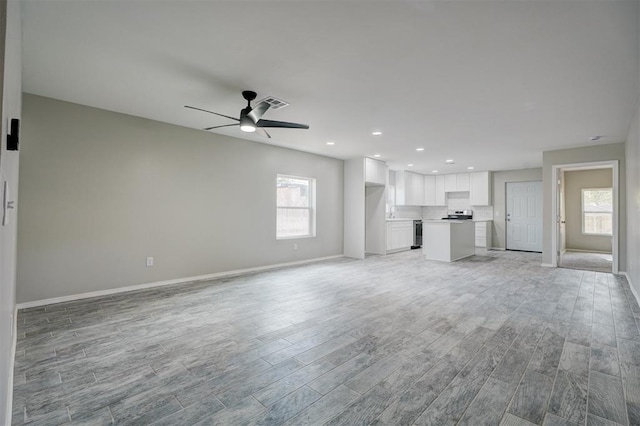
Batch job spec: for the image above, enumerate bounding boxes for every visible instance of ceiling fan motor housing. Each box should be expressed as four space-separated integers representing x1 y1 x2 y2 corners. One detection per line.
242 90 257 103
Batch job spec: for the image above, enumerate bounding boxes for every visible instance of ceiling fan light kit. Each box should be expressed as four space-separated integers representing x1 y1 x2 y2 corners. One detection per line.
185 90 309 139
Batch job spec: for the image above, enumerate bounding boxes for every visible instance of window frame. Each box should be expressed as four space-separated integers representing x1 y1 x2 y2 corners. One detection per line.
276 174 316 240
581 187 613 236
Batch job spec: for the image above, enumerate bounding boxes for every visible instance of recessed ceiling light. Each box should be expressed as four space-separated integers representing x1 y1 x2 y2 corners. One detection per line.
432 170 439 173
374 154 381 158
372 131 382 136
589 136 602 141
407 163 414 167
416 147 425 152
467 166 474 170
326 141 335 145
445 159 455 164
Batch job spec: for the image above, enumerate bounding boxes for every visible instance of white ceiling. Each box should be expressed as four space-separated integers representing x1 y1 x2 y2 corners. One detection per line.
21 0 639 174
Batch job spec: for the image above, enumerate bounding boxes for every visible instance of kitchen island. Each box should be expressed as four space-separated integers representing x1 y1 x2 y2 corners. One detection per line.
423 220 475 262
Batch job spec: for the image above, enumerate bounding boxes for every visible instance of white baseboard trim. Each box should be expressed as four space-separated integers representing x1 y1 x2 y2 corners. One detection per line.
5 305 17 426
622 272 640 308
541 263 554 268
488 247 506 251
565 248 612 255
17 254 344 309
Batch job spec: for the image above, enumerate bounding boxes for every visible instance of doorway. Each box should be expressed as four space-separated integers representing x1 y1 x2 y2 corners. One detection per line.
506 181 543 252
553 162 616 273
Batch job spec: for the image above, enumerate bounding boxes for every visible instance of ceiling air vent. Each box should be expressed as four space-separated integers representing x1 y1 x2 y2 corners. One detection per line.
258 96 290 110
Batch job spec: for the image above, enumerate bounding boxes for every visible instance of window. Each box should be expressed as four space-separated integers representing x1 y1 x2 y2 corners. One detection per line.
582 188 613 236
276 174 316 239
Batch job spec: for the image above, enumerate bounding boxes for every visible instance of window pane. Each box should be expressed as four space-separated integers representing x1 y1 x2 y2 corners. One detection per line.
584 212 612 235
277 208 310 237
583 189 612 213
277 176 309 207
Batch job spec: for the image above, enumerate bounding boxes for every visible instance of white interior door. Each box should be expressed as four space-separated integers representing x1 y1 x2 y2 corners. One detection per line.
506 181 543 252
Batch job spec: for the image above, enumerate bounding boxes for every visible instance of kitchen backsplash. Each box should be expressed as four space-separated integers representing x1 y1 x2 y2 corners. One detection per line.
387 190 493 220
392 206 423 219
422 193 493 220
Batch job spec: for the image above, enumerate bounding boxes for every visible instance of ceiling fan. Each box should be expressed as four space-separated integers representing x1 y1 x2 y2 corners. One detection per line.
185 91 309 139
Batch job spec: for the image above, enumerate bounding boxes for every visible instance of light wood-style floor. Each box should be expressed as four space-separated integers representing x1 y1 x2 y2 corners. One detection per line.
12 249 640 425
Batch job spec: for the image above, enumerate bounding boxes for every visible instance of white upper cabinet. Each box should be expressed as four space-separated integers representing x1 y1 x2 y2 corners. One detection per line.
435 175 446 205
394 170 482 206
456 173 470 191
469 171 491 205
365 157 386 186
424 175 436 206
444 174 457 192
444 173 470 192
396 171 424 206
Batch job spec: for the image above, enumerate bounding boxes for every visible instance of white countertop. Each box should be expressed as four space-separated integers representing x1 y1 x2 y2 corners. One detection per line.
389 218 492 222
423 219 474 224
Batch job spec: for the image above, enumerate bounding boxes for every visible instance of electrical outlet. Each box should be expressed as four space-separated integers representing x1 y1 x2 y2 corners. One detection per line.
146 257 154 267
293 243 298 251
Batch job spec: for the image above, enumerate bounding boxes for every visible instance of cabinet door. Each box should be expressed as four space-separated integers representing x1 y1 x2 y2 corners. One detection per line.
403 172 424 205
391 223 400 249
456 173 470 191
424 175 436 205
470 171 490 205
386 222 394 250
403 223 414 247
435 175 446 205
365 158 386 185
405 172 415 205
444 174 457 192
413 173 425 205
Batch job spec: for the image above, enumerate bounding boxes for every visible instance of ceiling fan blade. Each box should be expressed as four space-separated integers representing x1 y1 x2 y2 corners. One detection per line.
204 123 239 131
256 119 309 129
185 105 239 122
256 126 272 139
248 101 271 123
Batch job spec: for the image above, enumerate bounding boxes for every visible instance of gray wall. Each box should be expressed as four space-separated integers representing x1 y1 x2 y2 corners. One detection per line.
17 95 344 303
491 168 543 249
564 168 613 253
542 143 626 268
625 3 640 302
0 0 21 422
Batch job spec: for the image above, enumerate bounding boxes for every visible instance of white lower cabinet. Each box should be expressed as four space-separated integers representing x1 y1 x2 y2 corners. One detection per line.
386 220 414 252
475 221 492 248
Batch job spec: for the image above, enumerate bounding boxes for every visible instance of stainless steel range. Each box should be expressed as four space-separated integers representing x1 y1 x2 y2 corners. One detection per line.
442 210 473 220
